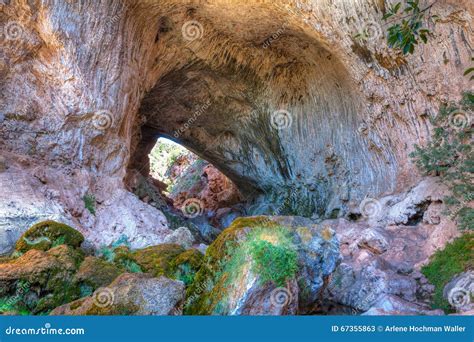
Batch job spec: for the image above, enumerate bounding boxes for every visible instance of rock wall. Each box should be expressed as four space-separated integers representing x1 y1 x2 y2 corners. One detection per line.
0 1 472 246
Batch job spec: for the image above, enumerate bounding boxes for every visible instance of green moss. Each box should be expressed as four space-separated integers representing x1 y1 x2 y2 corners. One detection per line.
33 246 84 314
171 249 204 285
132 244 185 277
0 297 30 315
421 233 474 312
130 244 203 284
185 217 298 315
248 235 298 286
74 256 123 290
82 193 96 215
15 220 84 253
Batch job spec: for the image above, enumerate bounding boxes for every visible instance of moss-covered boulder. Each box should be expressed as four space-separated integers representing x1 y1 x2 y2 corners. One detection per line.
185 216 340 315
73 256 123 296
131 244 203 285
0 244 84 314
15 221 84 253
170 249 204 285
50 273 185 315
132 244 185 276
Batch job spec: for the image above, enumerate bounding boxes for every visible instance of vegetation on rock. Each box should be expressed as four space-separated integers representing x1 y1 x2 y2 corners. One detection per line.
410 93 473 230
15 220 84 253
0 245 84 315
382 0 436 55
82 193 96 215
97 235 142 273
421 233 474 311
130 244 203 285
185 217 303 314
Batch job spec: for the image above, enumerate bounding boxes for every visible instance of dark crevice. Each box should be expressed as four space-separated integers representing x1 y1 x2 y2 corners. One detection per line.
404 200 431 226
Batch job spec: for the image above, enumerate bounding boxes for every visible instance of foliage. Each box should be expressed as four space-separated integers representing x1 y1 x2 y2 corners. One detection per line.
82 193 96 215
221 226 298 287
98 235 142 273
421 233 473 311
410 93 473 230
249 239 298 287
382 0 437 54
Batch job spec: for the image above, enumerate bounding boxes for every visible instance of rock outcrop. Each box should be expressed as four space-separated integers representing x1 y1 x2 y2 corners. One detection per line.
50 273 185 316
1 1 472 247
185 216 340 315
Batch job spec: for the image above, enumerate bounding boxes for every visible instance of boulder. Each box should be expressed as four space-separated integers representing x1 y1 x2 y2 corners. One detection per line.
185 216 340 315
443 271 474 313
164 227 195 249
0 165 72 256
0 245 84 314
15 220 84 253
131 244 203 286
73 256 123 291
50 273 185 315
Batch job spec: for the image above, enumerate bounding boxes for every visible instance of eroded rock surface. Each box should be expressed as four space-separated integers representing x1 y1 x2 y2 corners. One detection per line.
50 273 185 316
1 0 471 220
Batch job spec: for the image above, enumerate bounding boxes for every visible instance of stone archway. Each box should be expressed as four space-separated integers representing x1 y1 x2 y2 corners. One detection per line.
0 0 471 249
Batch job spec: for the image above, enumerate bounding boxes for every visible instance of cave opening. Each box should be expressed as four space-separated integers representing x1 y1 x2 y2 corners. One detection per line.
127 133 245 242
148 137 243 218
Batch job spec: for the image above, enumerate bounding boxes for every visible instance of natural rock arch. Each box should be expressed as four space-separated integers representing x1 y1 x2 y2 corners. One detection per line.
1 0 471 247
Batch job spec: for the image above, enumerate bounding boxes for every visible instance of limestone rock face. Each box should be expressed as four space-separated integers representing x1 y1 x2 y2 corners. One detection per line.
50 273 185 316
0 153 173 255
322 180 462 314
0 0 471 224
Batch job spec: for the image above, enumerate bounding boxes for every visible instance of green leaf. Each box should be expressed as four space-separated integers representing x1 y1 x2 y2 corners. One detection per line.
464 67 474 76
